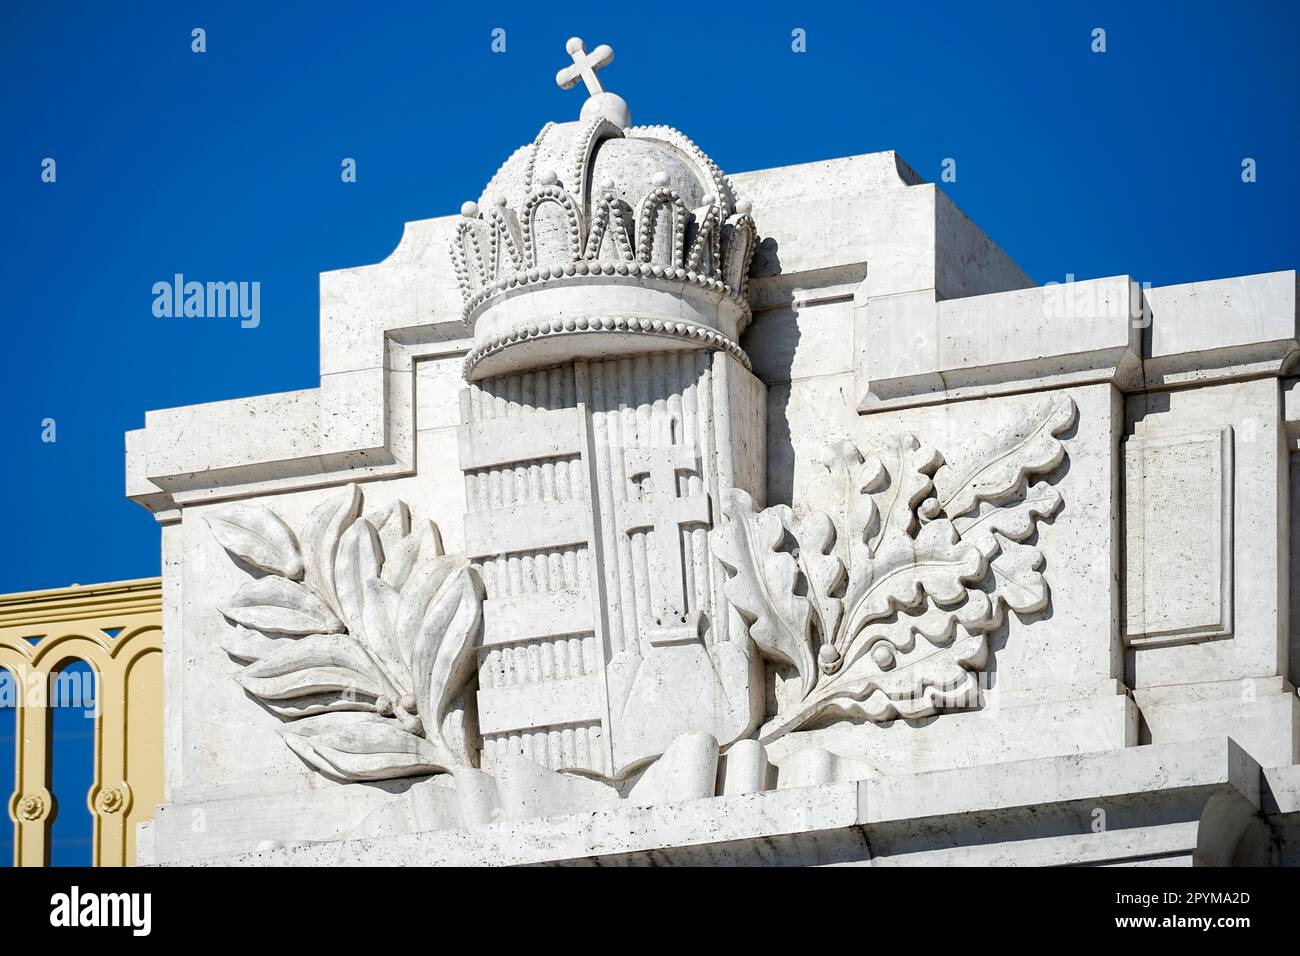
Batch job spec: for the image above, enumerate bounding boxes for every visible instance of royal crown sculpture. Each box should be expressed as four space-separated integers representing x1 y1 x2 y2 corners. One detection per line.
449 38 757 380
203 39 1073 816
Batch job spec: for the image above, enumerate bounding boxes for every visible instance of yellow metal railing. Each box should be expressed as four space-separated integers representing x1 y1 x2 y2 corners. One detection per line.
0 578 162 866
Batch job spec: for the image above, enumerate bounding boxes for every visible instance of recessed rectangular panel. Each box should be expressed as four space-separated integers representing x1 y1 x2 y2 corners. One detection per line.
1124 427 1233 646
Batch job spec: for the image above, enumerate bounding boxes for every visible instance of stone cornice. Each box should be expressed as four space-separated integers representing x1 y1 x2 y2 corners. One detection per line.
856 270 1299 413
161 737 1259 867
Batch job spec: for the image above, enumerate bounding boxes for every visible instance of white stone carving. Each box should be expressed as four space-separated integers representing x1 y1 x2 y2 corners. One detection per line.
1123 426 1234 646
460 355 762 780
131 35 1300 867
208 485 483 781
203 389 1082 828
617 445 710 634
450 115 756 381
208 61 1080 800
555 37 613 96
711 394 1077 740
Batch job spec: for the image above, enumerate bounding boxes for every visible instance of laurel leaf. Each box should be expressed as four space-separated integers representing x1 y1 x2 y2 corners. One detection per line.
282 712 459 782
222 625 293 663
366 500 411 565
261 694 380 720
300 484 362 618
221 576 344 635
381 520 444 591
406 558 483 764
206 504 304 580
236 632 389 702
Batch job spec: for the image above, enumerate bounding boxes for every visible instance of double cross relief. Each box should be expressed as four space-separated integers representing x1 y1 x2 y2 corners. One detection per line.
617 445 711 647
606 433 755 773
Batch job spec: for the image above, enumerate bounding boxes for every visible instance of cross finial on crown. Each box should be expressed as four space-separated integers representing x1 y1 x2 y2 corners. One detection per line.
555 37 614 96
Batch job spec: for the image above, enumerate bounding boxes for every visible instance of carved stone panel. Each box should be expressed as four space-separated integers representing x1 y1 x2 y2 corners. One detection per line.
459 351 765 780
1123 426 1234 646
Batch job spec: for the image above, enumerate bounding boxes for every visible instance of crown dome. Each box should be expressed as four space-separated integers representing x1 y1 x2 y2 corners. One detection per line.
451 97 758 380
475 120 737 217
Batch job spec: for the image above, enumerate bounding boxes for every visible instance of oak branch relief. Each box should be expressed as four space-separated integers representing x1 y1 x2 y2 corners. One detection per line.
710 394 1077 741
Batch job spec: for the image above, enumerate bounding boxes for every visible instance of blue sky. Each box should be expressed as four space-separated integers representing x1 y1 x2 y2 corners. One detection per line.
2 0 1297 594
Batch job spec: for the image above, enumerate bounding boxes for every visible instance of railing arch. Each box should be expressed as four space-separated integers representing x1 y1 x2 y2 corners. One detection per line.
0 579 162 866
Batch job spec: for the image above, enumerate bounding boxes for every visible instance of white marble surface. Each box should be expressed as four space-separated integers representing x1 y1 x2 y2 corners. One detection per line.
152 738 1268 867
127 50 1300 866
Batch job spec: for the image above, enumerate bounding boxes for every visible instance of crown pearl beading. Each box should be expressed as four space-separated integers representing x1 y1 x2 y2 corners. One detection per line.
452 172 756 313
449 52 759 380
